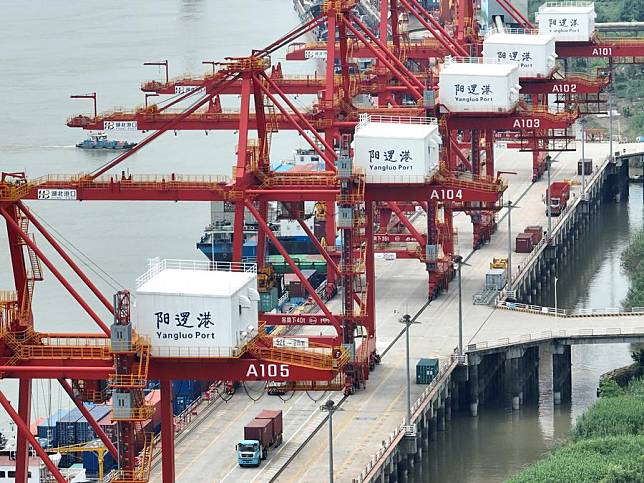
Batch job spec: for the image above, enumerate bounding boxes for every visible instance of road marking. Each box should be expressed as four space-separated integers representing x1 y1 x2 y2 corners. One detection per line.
174 399 254 481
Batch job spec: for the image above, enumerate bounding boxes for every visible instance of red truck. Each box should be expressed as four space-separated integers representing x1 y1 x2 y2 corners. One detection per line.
237 410 283 467
546 182 570 216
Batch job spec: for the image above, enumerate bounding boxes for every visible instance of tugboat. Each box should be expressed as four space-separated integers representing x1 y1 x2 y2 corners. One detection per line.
76 132 137 150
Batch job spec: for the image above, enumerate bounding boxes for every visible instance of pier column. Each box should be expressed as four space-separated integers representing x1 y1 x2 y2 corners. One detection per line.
505 348 525 410
468 358 480 417
552 344 572 405
429 403 438 441
437 401 446 431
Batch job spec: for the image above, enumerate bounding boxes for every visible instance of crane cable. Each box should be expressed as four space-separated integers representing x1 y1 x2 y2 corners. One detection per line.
242 382 268 402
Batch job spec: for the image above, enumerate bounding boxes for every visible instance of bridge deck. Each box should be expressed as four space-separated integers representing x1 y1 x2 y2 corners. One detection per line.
150 142 641 483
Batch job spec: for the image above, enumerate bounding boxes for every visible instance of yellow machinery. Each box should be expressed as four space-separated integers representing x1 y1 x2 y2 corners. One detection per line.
47 440 109 481
489 258 508 270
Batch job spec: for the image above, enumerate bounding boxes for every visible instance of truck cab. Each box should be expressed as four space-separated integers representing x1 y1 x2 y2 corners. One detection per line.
236 440 262 467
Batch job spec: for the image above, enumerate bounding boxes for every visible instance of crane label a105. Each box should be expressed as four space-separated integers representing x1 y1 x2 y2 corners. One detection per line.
513 118 541 129
246 363 290 378
551 84 577 93
429 189 463 200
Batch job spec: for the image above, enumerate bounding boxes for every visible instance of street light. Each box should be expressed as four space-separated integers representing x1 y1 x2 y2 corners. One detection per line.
452 255 470 358
554 276 559 317
320 399 343 483
580 117 587 198
398 313 421 425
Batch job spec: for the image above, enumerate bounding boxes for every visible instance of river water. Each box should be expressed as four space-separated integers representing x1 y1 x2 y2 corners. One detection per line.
0 2 642 478
0 0 313 432
413 184 644 483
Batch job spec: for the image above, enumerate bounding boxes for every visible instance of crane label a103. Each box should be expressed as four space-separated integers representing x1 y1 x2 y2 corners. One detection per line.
246 363 290 378
513 119 541 129
429 188 463 200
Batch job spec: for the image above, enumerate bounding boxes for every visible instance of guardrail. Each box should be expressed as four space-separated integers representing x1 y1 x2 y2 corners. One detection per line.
508 155 610 292
136 258 257 287
467 327 644 353
497 300 644 318
352 355 459 483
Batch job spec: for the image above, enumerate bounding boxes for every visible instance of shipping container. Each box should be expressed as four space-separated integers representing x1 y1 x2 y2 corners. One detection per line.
259 286 279 312
83 450 116 476
416 358 439 384
244 418 273 453
536 1 596 41
524 225 543 244
36 409 67 446
283 270 316 299
439 57 521 112
515 233 534 253
135 259 260 357
485 268 507 290
353 114 441 184
75 405 111 444
482 32 557 78
255 410 283 446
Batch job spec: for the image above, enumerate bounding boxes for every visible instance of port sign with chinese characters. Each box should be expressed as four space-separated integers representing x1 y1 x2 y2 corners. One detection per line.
37 189 77 200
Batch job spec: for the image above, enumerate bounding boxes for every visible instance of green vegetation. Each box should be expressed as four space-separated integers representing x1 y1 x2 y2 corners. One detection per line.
622 229 644 308
508 379 644 483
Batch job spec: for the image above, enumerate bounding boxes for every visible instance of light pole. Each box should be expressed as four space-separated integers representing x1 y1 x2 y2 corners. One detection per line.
320 399 343 483
554 276 559 317
398 313 421 425
506 200 513 291
580 117 587 198
608 84 614 161
453 255 470 358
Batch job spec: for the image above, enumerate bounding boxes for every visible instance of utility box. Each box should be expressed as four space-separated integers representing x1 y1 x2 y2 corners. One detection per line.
439 57 521 113
336 157 352 179
578 158 593 175
112 393 134 420
485 268 507 290
353 113 441 184
337 206 353 228
416 358 439 384
482 32 557 78
110 324 132 353
135 259 259 357
536 1 596 42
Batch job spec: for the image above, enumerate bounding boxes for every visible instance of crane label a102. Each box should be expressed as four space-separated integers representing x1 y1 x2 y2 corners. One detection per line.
103 120 137 130
246 363 290 378
513 118 541 129
429 188 463 200
551 84 577 93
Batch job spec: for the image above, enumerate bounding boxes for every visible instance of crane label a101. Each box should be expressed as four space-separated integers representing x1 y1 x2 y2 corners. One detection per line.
551 84 577 93
513 118 541 129
429 189 463 200
246 363 290 378
592 47 612 56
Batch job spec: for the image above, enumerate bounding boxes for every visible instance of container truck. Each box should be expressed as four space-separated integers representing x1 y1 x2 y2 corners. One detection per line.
237 410 283 467
546 182 570 216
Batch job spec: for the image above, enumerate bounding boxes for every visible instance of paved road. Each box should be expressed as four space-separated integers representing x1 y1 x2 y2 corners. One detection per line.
151 142 633 482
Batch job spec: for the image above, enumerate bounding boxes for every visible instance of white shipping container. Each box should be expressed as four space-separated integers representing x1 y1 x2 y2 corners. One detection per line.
536 1 596 41
135 259 259 357
439 59 521 113
482 32 557 78
353 114 442 184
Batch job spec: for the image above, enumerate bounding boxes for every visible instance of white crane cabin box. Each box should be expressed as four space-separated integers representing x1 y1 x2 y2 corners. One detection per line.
438 57 521 113
353 114 441 184
482 31 557 78
135 259 259 357
536 1 596 41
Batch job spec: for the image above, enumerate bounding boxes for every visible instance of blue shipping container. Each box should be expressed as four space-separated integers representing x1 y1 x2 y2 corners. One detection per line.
37 409 67 445
75 406 111 444
83 450 115 475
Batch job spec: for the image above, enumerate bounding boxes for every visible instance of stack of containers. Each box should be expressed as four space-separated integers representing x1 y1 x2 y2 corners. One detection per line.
536 1 596 41
482 30 557 78
75 405 111 443
36 409 67 447
438 56 521 112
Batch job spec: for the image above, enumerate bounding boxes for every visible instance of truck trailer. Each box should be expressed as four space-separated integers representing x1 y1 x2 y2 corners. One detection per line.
237 410 284 467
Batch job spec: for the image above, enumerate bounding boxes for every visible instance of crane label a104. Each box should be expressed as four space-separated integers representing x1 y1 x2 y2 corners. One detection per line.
246 363 290 378
429 189 463 200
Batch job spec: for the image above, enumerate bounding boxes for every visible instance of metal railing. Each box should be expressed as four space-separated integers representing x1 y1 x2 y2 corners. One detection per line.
497 300 644 318
485 27 541 37
443 55 518 66
467 327 644 353
353 355 459 483
148 345 246 358
136 258 256 287
539 1 594 9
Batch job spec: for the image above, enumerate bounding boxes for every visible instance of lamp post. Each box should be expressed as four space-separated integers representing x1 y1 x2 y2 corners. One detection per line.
554 276 559 317
320 399 343 483
452 255 469 358
506 200 513 291
580 117 587 199
546 156 552 236
398 313 421 425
